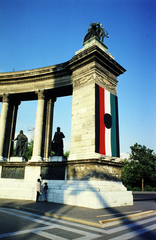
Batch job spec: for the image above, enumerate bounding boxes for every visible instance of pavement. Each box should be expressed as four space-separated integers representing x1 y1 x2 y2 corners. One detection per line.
0 193 156 228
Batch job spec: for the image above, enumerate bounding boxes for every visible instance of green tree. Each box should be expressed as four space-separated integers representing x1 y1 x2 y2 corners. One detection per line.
122 143 156 191
13 140 70 161
64 151 70 159
25 140 33 160
50 150 70 159
122 159 141 190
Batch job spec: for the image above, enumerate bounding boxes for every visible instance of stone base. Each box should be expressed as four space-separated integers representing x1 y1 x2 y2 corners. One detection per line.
0 179 133 209
76 36 114 59
0 160 132 209
49 180 133 209
67 162 122 181
49 156 66 162
9 157 25 162
29 156 43 162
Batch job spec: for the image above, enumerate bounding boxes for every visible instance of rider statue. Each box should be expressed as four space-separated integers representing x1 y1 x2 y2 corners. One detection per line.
83 22 109 43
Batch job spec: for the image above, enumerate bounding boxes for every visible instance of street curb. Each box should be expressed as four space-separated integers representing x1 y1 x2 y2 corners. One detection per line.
99 210 156 224
1 204 102 229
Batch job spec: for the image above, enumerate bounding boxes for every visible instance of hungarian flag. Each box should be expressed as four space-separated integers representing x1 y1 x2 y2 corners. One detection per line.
95 84 120 157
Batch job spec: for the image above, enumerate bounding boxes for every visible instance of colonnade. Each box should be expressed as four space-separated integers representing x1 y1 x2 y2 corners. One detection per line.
0 90 56 161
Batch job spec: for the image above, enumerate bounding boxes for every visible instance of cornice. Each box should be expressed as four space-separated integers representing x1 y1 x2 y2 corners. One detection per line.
0 158 124 167
69 44 126 77
0 61 69 79
0 65 71 86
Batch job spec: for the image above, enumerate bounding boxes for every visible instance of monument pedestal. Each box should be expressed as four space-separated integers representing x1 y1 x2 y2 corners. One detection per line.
0 159 133 208
47 180 133 209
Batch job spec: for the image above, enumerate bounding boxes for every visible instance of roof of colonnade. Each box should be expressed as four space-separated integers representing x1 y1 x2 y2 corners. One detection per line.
0 61 72 101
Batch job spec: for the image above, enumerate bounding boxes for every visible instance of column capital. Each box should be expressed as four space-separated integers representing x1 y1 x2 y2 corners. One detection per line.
2 93 9 103
35 90 45 100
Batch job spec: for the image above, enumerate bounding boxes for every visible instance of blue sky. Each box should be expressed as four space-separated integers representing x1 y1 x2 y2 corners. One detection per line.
0 0 156 158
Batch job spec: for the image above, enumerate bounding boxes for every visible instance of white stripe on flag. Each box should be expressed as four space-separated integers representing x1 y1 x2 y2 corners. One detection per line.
105 90 112 156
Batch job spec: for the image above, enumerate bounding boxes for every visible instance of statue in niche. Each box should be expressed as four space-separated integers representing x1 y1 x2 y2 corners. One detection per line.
51 127 65 156
83 22 109 43
13 130 28 157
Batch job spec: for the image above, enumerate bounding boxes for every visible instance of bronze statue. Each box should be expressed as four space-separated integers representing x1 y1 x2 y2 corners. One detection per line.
52 127 65 156
13 130 28 157
83 22 109 43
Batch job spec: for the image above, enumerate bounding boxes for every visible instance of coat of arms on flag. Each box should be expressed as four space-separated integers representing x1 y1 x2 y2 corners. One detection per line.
95 84 120 157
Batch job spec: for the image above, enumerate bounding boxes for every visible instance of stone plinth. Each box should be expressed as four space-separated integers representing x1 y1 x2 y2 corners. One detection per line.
67 159 123 181
0 160 133 208
10 157 25 162
0 178 133 209
76 36 114 59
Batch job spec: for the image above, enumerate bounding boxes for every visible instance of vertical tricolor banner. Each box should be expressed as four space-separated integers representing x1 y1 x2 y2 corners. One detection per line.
95 84 120 157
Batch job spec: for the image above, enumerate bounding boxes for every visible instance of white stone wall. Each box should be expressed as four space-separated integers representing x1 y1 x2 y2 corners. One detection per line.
0 178 133 209
0 179 36 200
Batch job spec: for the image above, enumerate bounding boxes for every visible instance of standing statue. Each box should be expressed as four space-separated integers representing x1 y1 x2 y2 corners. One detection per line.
83 22 109 43
51 127 65 156
13 130 28 157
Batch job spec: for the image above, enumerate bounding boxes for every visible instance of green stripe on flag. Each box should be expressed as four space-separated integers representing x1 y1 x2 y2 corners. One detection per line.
110 93 117 157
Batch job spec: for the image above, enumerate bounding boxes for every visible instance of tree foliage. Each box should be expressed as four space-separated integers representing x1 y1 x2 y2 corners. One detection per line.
122 143 156 191
64 151 70 159
24 140 70 160
25 140 33 160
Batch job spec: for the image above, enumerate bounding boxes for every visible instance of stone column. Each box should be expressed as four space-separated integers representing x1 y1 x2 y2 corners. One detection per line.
0 94 9 161
31 90 45 162
3 100 20 159
42 97 56 161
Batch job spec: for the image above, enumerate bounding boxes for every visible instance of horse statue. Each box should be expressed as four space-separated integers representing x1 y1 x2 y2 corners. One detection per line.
83 22 109 43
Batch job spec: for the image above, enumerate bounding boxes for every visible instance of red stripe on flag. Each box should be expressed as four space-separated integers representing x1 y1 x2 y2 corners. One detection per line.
99 86 105 155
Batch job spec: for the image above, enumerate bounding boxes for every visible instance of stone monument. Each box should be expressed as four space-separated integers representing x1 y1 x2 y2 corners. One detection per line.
0 23 133 208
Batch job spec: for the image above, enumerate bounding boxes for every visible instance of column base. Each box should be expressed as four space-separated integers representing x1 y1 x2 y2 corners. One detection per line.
42 158 50 162
29 156 43 162
0 156 5 161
